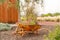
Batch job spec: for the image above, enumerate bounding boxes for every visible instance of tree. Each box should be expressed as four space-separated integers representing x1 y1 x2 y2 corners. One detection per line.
54 12 60 16
20 0 44 25
25 0 37 25
41 13 53 17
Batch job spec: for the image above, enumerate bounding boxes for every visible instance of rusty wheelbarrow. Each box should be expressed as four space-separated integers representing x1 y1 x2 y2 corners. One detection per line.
13 23 50 36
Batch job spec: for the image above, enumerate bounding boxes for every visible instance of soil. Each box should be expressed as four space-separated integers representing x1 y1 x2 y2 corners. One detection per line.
0 25 55 40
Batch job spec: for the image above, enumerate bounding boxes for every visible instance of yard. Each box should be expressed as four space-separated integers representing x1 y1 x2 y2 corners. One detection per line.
0 0 60 40
0 22 55 40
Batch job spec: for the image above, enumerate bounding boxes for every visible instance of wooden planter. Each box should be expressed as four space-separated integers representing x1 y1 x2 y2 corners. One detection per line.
0 0 19 23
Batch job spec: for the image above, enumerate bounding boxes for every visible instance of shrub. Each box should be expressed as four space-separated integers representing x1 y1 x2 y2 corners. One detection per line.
44 25 60 40
0 23 12 31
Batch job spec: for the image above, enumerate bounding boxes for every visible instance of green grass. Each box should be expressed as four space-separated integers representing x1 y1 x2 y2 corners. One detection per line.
44 25 60 40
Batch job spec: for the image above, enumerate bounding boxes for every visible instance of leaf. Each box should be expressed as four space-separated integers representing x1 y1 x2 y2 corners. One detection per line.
0 23 12 31
0 0 5 4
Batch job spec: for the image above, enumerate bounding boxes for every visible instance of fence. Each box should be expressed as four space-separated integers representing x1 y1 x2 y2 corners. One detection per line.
0 0 19 23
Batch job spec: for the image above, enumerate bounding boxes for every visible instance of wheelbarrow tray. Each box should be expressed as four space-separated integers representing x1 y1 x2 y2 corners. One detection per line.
14 23 41 35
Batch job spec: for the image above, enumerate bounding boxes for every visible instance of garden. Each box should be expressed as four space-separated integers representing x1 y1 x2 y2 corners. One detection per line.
0 23 60 40
0 0 60 40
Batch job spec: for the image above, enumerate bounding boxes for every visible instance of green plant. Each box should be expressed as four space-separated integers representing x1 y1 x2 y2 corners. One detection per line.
53 12 60 16
55 34 60 40
41 13 52 17
0 23 12 31
41 12 60 17
0 0 5 4
44 25 60 40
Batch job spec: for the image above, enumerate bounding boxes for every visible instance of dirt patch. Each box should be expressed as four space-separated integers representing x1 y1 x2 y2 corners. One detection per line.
0 25 54 40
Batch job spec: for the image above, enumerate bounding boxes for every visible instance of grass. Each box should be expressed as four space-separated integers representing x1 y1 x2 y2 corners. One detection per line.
44 25 60 40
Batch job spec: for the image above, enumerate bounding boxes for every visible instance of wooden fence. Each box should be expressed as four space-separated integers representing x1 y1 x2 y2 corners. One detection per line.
0 0 19 23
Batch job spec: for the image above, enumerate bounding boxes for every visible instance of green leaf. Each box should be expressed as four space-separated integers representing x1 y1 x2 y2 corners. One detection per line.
0 0 5 4
0 23 12 31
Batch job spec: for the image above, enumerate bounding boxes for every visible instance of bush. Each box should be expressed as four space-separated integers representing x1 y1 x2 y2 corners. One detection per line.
44 25 60 40
0 23 12 31
49 25 60 40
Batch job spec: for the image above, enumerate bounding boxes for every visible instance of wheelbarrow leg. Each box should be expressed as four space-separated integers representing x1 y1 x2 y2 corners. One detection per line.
33 30 39 35
18 30 26 36
12 27 19 35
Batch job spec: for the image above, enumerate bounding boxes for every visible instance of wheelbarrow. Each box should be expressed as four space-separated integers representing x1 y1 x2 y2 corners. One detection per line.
13 22 50 36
